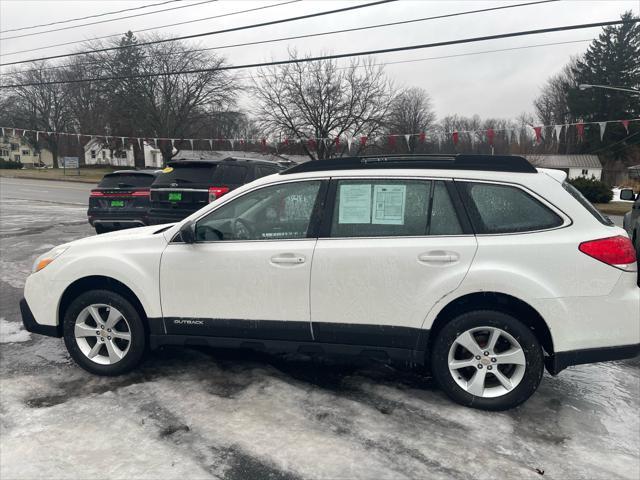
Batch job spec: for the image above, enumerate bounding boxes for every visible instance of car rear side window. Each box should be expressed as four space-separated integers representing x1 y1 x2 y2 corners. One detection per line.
98 173 155 188
218 165 248 184
458 181 563 234
153 164 217 186
329 179 463 238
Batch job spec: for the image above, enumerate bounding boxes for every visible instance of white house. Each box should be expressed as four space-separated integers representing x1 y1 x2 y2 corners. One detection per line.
83 139 166 168
524 154 603 180
0 134 53 167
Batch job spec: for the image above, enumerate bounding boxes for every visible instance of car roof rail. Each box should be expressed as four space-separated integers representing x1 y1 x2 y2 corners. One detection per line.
280 154 538 175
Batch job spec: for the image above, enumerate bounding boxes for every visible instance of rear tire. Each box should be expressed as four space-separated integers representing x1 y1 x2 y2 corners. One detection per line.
430 310 544 411
63 290 146 376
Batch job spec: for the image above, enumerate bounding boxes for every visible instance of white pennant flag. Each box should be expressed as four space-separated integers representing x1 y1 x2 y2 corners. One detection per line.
170 139 175 149
137 138 142 149
554 124 563 141
12 129 16 136
208 139 213 149
36 131 39 141
346 135 353 151
513 129 519 145
404 134 411 148
229 139 235 149
598 122 607 141
153 138 158 148
189 139 194 149
121 137 126 147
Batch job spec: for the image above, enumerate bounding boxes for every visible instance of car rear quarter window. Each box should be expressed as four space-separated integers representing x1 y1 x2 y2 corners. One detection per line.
152 164 217 186
458 181 563 234
98 173 155 188
329 179 463 238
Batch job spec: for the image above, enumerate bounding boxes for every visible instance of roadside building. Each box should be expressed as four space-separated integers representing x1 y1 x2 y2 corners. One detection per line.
83 138 135 167
523 154 603 180
0 134 53 167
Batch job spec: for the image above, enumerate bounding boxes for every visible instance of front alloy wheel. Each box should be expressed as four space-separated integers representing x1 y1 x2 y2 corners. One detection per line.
74 304 132 365
63 290 146 375
431 310 544 410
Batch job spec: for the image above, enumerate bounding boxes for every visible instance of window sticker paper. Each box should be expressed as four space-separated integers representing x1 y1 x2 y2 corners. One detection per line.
338 184 372 224
372 184 406 225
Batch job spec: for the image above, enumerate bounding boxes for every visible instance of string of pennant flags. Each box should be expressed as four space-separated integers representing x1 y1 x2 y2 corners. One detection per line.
1 118 638 152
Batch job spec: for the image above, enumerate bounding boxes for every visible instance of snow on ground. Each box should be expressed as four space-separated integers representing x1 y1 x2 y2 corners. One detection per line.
0 318 31 343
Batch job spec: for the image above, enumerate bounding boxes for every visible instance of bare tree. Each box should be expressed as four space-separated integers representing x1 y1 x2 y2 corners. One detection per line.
252 52 394 160
387 87 436 152
3 63 73 168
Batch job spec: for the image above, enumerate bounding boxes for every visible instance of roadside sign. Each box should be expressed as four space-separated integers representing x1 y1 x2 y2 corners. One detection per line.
61 156 80 176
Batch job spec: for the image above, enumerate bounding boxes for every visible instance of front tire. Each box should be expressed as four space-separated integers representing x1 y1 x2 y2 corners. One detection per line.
63 290 146 376
430 310 544 410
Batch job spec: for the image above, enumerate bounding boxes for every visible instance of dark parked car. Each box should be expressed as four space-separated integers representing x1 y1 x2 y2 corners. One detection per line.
88 170 160 234
148 157 283 225
621 188 639 252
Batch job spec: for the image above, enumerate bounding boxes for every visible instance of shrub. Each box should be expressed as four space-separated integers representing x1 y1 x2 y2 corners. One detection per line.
569 176 613 204
0 158 23 169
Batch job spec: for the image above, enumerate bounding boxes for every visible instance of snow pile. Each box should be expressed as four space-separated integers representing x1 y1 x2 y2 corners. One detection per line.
0 318 31 343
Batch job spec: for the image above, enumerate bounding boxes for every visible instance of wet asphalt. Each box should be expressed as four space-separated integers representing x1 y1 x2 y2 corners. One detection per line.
0 179 638 480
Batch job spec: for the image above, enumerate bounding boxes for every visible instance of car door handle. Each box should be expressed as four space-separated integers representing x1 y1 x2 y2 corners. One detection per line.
271 254 306 265
418 251 459 263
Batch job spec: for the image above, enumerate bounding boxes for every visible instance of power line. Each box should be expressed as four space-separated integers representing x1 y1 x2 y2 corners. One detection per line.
0 0 180 34
0 0 560 76
0 1 395 66
0 0 218 41
3 19 634 89
2 0 301 56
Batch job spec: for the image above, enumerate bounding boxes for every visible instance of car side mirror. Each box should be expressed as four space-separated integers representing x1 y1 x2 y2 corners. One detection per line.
179 221 196 244
620 188 636 201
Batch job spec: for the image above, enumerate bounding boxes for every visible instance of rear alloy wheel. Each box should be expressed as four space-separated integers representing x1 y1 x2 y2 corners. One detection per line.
63 290 146 375
431 310 544 410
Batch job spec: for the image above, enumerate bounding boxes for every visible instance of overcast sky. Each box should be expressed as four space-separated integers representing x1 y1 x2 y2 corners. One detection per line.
1 0 638 122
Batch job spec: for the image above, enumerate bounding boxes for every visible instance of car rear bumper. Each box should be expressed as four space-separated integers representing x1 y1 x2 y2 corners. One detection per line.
20 297 61 338
546 343 640 374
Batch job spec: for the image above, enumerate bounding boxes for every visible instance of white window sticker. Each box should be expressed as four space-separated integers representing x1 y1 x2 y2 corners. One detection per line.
338 184 372 224
373 184 406 225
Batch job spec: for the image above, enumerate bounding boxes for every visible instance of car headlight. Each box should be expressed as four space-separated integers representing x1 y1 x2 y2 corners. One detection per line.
32 245 69 273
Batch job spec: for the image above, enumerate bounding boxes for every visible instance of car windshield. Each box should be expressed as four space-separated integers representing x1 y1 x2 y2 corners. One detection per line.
152 164 218 187
98 173 155 189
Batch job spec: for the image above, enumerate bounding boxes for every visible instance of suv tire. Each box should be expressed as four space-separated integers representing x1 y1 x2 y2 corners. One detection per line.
430 310 544 411
63 290 146 376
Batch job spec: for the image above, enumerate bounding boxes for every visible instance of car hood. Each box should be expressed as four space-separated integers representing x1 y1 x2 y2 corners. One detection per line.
69 224 175 247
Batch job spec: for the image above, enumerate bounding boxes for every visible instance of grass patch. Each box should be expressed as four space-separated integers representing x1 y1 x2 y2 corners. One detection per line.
595 202 633 216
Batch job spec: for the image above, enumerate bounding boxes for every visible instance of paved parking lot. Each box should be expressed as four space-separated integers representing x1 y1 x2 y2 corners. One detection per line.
0 179 638 479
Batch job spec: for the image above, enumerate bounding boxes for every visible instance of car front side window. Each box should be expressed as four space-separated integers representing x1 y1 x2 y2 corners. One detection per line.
195 181 322 241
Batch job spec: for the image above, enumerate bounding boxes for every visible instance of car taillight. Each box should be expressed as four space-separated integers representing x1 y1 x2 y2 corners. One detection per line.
90 190 104 197
208 186 230 203
579 236 637 271
132 189 150 197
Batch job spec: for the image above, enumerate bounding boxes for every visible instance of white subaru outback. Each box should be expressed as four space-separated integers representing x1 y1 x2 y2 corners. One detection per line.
20 155 639 410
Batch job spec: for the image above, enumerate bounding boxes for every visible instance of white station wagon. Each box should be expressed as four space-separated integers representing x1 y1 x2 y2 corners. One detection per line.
21 154 639 410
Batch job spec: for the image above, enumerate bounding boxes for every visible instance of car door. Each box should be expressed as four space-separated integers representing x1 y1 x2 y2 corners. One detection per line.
310 177 477 350
160 179 327 341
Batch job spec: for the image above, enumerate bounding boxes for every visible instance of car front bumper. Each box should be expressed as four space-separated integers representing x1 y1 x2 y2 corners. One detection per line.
20 297 61 337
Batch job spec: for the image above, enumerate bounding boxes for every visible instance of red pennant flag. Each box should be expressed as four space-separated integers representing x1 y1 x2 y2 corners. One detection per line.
334 136 340 148
261 138 266 147
576 122 585 140
452 131 459 145
487 128 495 146
622 119 630 134
308 138 316 150
284 137 289 146
388 135 396 148
534 126 542 143
419 131 426 143
360 136 367 146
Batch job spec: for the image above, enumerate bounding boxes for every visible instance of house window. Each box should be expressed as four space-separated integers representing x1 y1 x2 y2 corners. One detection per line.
10 143 19 151
0 149 9 157
581 169 588 175
91 150 96 159
22 149 30 156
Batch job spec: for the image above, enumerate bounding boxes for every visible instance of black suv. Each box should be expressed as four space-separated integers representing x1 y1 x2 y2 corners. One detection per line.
88 170 160 234
149 157 283 225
